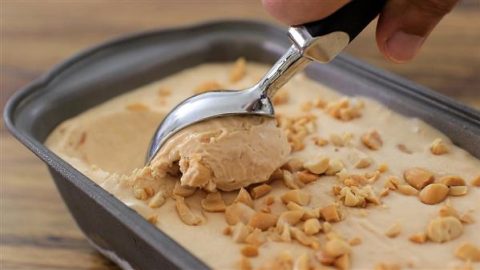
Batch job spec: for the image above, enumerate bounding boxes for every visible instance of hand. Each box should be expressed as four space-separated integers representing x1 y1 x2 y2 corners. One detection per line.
262 0 459 63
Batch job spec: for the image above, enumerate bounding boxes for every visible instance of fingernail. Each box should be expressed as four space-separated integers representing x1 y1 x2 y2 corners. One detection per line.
386 31 425 63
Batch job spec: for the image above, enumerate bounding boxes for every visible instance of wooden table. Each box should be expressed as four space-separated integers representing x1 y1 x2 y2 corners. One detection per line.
1 1 478 269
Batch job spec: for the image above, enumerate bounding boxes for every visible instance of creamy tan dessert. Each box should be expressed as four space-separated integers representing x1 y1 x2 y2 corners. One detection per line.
46 59 480 270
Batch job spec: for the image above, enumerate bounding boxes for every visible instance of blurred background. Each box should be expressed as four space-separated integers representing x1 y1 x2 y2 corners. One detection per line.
1 1 478 269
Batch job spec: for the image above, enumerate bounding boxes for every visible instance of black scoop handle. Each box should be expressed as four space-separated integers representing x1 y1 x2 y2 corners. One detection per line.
301 0 387 43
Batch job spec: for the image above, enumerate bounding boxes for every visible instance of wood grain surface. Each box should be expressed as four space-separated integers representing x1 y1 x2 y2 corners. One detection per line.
1 1 479 269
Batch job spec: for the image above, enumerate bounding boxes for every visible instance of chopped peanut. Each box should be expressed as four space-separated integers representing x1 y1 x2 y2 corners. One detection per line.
440 175 466 186
334 254 350 270
361 130 383 150
283 158 304 171
291 227 319 249
157 87 171 97
264 196 275 205
313 136 329 147
225 203 256 225
175 196 203 226
355 156 372 169
430 138 449 155
449 186 468 196
272 89 289 105
304 218 321 235
330 133 345 147
427 216 463 243
148 190 166 208
419 183 449 205
375 263 401 270
384 176 400 190
409 233 427 244
173 182 196 197
471 176 480 187
455 243 480 262
439 204 460 218
296 170 318 184
385 222 402 238
282 170 303 190
404 167 434 190
147 215 158 224
281 190 311 206
241 245 259 257
320 204 342 222
230 57 246 83
126 103 149 112
248 212 278 231
324 238 351 257
304 156 329 174
234 188 254 208
325 159 344 175
232 223 250 243
133 188 149 200
251 184 272 199
293 253 310 270
277 210 304 229
349 237 362 246
201 192 226 212
238 257 252 270
245 229 267 246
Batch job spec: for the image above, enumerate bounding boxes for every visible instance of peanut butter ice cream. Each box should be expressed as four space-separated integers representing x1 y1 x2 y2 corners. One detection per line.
46 59 480 270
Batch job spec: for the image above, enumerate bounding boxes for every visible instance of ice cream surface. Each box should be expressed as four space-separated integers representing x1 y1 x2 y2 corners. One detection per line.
46 59 480 270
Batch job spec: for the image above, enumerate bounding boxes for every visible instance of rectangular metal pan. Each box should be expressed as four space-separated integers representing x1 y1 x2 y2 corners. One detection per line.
4 20 480 270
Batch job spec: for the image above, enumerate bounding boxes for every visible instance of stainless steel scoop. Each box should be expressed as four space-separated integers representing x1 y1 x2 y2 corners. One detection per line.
147 0 386 163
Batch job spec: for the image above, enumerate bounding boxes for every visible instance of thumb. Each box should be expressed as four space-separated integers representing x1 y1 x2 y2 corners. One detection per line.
376 0 459 63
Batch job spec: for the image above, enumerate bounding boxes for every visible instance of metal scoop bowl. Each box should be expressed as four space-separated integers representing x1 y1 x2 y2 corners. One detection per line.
147 0 386 163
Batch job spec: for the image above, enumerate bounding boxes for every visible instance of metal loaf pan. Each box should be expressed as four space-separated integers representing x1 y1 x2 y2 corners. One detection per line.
4 20 480 270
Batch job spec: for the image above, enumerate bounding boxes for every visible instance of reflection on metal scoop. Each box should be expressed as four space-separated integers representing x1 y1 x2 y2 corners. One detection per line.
146 0 387 163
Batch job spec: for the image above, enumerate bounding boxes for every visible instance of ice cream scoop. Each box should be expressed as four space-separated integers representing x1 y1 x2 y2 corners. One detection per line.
147 0 386 163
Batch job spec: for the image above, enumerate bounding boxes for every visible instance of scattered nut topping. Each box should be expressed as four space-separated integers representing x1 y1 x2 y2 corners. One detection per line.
313 97 327 108
251 184 272 199
449 186 468 196
404 167 434 190
325 97 363 121
426 216 463 243
126 103 149 112
277 114 317 152
334 254 350 270
455 243 480 262
361 130 383 150
430 138 449 155
375 262 401 270
277 210 304 229
397 184 418 196
439 203 460 218
201 192 226 212
409 232 427 244
440 175 466 186
338 185 380 207
175 196 203 226
460 213 475 224
293 253 310 270
148 190 166 208
301 101 313 112
147 215 158 224
225 203 256 225
238 256 252 270
320 204 342 222
343 174 367 187
281 190 311 206
384 176 400 190
330 133 345 147
223 226 233 236
419 183 449 205
282 170 303 190
324 238 351 258
282 158 304 172
272 89 289 105
241 245 259 257
173 182 196 197
280 224 292 242
323 222 333 233
291 227 319 249
355 156 372 169
133 187 150 200
248 212 278 231
245 228 267 246
385 222 402 238
296 170 318 184
312 136 329 147
194 81 222 94
349 237 362 246
157 87 171 97
325 159 344 176
377 163 389 173
397 144 412 154
264 196 275 206
230 57 246 83
304 156 329 174
379 188 390 197
232 223 250 243
234 188 254 208
304 218 321 235
471 175 480 187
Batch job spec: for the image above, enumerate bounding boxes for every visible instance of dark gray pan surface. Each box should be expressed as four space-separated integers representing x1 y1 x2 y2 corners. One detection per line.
4 20 480 269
